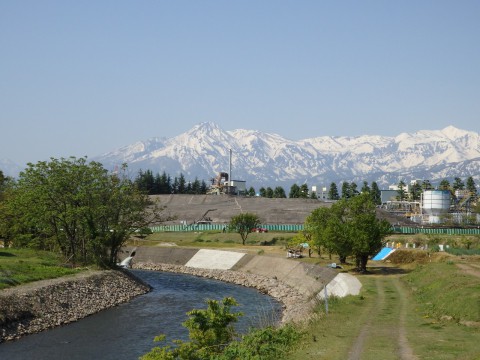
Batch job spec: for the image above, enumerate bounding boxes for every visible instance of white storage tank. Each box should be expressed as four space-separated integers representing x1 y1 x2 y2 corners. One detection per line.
422 190 451 215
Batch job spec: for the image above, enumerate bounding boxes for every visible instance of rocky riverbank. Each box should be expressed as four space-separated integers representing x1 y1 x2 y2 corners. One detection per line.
0 270 150 343
134 262 316 324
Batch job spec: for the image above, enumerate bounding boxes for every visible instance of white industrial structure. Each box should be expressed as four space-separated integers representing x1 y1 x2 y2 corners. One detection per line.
421 190 451 224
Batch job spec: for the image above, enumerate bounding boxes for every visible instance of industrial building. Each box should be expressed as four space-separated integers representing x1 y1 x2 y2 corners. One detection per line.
381 188 479 225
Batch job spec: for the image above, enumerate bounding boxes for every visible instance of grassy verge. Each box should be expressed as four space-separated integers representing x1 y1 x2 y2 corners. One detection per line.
287 257 480 360
130 231 297 258
138 230 295 247
403 261 480 359
404 261 480 323
0 248 82 290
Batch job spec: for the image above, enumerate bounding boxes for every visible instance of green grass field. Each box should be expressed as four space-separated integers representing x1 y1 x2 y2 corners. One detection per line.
0 248 82 290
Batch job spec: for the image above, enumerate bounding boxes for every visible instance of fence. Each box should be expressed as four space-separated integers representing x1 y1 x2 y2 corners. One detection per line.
150 223 480 235
149 224 304 233
392 226 480 235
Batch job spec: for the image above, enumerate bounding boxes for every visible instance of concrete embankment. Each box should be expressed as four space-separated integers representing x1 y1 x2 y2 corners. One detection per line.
132 247 362 323
0 270 150 343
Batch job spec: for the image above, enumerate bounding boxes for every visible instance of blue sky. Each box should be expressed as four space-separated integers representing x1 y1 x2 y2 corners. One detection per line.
1 1 479 165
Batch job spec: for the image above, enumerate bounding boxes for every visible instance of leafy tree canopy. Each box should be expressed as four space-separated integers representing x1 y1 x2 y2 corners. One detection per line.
305 193 392 271
228 212 260 245
1 157 166 267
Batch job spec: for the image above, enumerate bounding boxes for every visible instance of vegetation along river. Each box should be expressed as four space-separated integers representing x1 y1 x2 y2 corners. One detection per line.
0 270 282 360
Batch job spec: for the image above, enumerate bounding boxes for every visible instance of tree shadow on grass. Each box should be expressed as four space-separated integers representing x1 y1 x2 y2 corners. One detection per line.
0 251 16 257
354 266 412 275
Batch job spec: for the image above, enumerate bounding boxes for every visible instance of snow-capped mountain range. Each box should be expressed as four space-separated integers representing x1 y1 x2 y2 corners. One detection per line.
2 122 479 189
93 122 480 189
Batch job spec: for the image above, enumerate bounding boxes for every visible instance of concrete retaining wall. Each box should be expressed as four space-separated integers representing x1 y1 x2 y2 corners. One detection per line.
131 246 362 323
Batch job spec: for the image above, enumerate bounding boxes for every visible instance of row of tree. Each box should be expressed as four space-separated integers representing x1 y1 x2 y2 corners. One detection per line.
131 168 479 203
134 170 209 195
396 177 477 201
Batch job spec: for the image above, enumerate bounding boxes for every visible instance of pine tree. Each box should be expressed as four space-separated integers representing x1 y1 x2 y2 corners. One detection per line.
328 182 339 200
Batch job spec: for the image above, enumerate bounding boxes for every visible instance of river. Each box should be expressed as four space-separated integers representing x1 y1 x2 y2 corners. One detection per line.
0 269 282 360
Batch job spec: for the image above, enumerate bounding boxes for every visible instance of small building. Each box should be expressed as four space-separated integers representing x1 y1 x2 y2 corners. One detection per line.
228 180 246 195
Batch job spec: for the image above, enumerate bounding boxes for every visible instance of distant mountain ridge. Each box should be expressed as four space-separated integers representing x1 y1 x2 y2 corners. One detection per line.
93 122 480 189
2 123 479 188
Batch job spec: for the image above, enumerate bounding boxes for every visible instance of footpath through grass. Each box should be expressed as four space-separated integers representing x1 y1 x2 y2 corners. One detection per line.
0 248 82 290
288 260 480 360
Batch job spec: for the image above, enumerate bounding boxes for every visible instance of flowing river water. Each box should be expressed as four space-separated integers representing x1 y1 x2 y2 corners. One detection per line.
0 269 282 360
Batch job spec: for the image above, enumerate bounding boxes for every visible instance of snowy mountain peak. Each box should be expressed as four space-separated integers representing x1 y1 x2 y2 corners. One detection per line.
89 123 480 188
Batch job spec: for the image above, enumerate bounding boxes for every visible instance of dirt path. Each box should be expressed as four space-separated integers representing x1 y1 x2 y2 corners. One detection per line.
456 263 480 278
347 277 385 360
393 277 417 360
347 274 417 360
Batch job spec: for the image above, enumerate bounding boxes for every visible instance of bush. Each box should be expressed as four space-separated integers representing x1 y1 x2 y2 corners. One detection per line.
217 324 302 360
141 298 302 360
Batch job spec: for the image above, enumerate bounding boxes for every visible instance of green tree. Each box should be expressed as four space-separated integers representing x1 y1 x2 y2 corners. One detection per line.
200 180 208 194
273 186 286 198
289 184 300 198
409 181 422 201
466 176 477 197
305 193 391 269
259 187 267 197
265 187 274 198
0 171 15 247
396 180 407 201
159 172 172 194
0 170 6 196
141 297 242 360
304 206 333 256
453 177 465 191
229 212 260 245
299 184 309 198
341 182 350 199
2 157 165 267
438 179 450 191
361 181 370 194
370 181 381 205
341 182 358 199
178 173 187 194
422 179 433 190
247 186 256 197
351 182 359 197
346 193 392 272
328 182 339 200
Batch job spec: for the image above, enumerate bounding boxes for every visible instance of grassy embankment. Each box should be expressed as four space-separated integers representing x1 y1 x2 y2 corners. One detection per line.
0 248 82 290
138 231 480 359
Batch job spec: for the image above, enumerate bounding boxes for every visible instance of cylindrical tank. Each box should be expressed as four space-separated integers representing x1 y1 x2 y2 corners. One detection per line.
422 190 451 215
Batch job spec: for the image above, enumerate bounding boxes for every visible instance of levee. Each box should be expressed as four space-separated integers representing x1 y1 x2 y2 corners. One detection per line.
128 246 361 305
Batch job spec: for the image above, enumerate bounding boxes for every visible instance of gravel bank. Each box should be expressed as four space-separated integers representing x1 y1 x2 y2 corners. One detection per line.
134 262 316 324
0 270 150 343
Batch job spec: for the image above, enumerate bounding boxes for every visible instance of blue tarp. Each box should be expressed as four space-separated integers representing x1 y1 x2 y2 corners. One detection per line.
372 247 395 261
